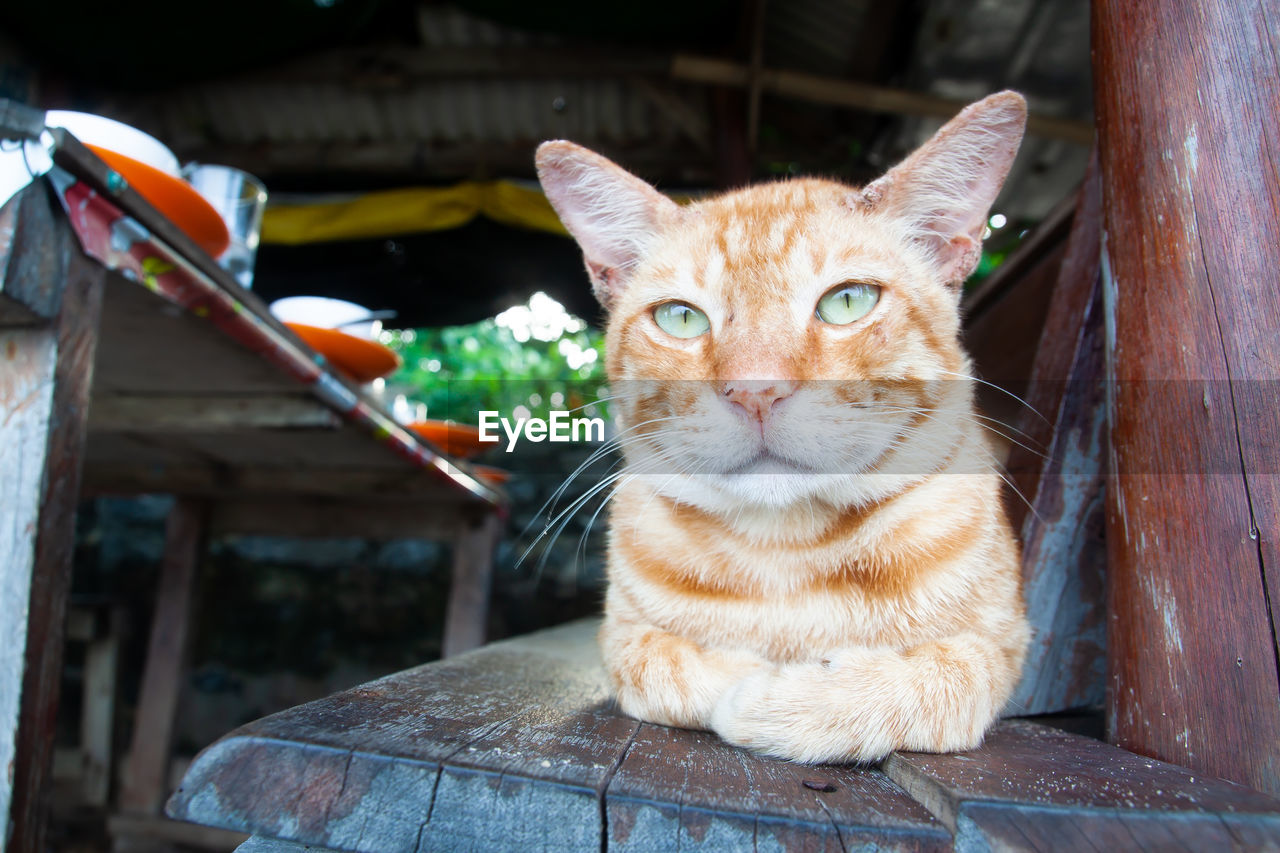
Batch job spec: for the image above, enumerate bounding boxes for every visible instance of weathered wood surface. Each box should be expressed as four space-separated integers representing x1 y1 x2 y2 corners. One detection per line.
1094 0 1280 794
119 498 209 817
0 177 71 324
608 725 947 852
0 324 56 847
170 618 1280 852
1005 157 1107 715
2 180 107 853
167 619 948 852
885 719 1280 851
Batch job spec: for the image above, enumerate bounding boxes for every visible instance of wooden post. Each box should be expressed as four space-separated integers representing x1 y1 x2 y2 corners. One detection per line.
441 512 502 658
118 498 208 817
1093 1 1280 793
1005 158 1108 714
0 182 107 850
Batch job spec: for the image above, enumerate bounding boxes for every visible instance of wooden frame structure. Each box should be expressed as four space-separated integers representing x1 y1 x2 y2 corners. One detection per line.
0 114 507 850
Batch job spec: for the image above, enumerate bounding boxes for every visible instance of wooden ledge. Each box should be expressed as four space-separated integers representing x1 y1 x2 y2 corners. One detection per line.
166 619 1280 852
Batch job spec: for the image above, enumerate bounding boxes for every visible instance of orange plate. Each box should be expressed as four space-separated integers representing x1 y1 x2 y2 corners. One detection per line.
86 144 231 258
285 322 402 382
406 420 488 459
471 464 511 485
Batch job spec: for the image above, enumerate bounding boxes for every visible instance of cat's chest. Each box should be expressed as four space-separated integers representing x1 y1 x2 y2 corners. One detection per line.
608 532 974 660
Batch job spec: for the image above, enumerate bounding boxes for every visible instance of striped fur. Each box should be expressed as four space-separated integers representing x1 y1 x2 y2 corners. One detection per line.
536 92 1030 763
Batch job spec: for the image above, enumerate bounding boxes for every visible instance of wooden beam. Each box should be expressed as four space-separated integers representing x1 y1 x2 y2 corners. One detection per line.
210 497 466 541
239 44 669 86
80 615 119 807
89 393 342 432
1094 0 1280 795
2 181 107 852
119 498 207 816
670 54 1095 145
1005 156 1107 714
441 512 502 658
81 462 478 501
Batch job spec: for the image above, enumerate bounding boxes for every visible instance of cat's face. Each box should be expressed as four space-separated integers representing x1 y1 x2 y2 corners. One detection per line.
538 92 1026 512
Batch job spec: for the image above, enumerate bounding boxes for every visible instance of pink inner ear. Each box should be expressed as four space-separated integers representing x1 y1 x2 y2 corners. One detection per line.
535 140 681 309
938 234 983 286
869 92 1026 287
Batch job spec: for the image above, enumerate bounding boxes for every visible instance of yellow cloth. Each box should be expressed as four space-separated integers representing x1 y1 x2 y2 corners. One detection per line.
261 180 569 246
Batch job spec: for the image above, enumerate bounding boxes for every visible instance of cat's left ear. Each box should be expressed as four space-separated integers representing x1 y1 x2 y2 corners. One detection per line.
536 141 681 311
861 91 1026 288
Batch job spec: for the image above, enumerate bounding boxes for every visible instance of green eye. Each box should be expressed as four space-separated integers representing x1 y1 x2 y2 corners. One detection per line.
653 301 711 338
816 282 881 325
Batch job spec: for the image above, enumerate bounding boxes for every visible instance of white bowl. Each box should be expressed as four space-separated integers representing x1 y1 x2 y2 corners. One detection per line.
44 110 180 176
269 296 383 340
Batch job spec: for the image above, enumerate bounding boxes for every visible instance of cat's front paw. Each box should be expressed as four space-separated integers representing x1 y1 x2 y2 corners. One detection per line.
708 660 896 764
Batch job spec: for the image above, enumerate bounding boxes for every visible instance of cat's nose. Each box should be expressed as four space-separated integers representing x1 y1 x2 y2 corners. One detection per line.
721 380 798 423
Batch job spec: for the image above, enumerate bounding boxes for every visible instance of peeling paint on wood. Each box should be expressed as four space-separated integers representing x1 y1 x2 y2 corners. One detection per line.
3 179 107 851
0 326 57 839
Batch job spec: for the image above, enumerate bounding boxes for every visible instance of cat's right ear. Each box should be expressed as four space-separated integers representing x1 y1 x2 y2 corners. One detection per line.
536 141 680 311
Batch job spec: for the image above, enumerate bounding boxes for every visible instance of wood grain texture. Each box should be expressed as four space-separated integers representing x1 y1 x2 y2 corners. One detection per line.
5 180 107 852
1094 0 1280 793
608 724 948 852
0 182 70 323
168 619 945 852
885 719 1280 850
0 325 57 842
1006 159 1107 715
168 620 632 851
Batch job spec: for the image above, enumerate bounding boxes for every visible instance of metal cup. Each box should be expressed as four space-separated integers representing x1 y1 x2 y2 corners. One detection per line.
182 163 268 289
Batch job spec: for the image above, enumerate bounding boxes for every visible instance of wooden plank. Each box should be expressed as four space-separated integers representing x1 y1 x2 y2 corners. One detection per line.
119 498 208 815
669 54 1095 145
884 720 1280 849
1001 157 1104 531
210 498 464 541
5 180 107 853
81 621 119 806
90 393 342 432
92 274 309 397
0 180 70 324
0 325 58 836
88 424 436 473
1093 0 1280 794
167 619 637 852
1006 157 1108 715
81 458 477 501
441 512 502 657
607 724 949 852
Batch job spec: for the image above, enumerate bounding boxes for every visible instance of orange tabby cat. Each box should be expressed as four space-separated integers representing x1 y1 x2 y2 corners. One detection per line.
535 91 1030 763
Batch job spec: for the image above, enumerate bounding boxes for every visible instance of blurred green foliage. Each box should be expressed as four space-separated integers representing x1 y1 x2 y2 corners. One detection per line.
380 298 609 425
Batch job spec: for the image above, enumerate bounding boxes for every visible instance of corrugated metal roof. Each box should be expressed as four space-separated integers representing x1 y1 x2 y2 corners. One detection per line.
133 6 686 165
